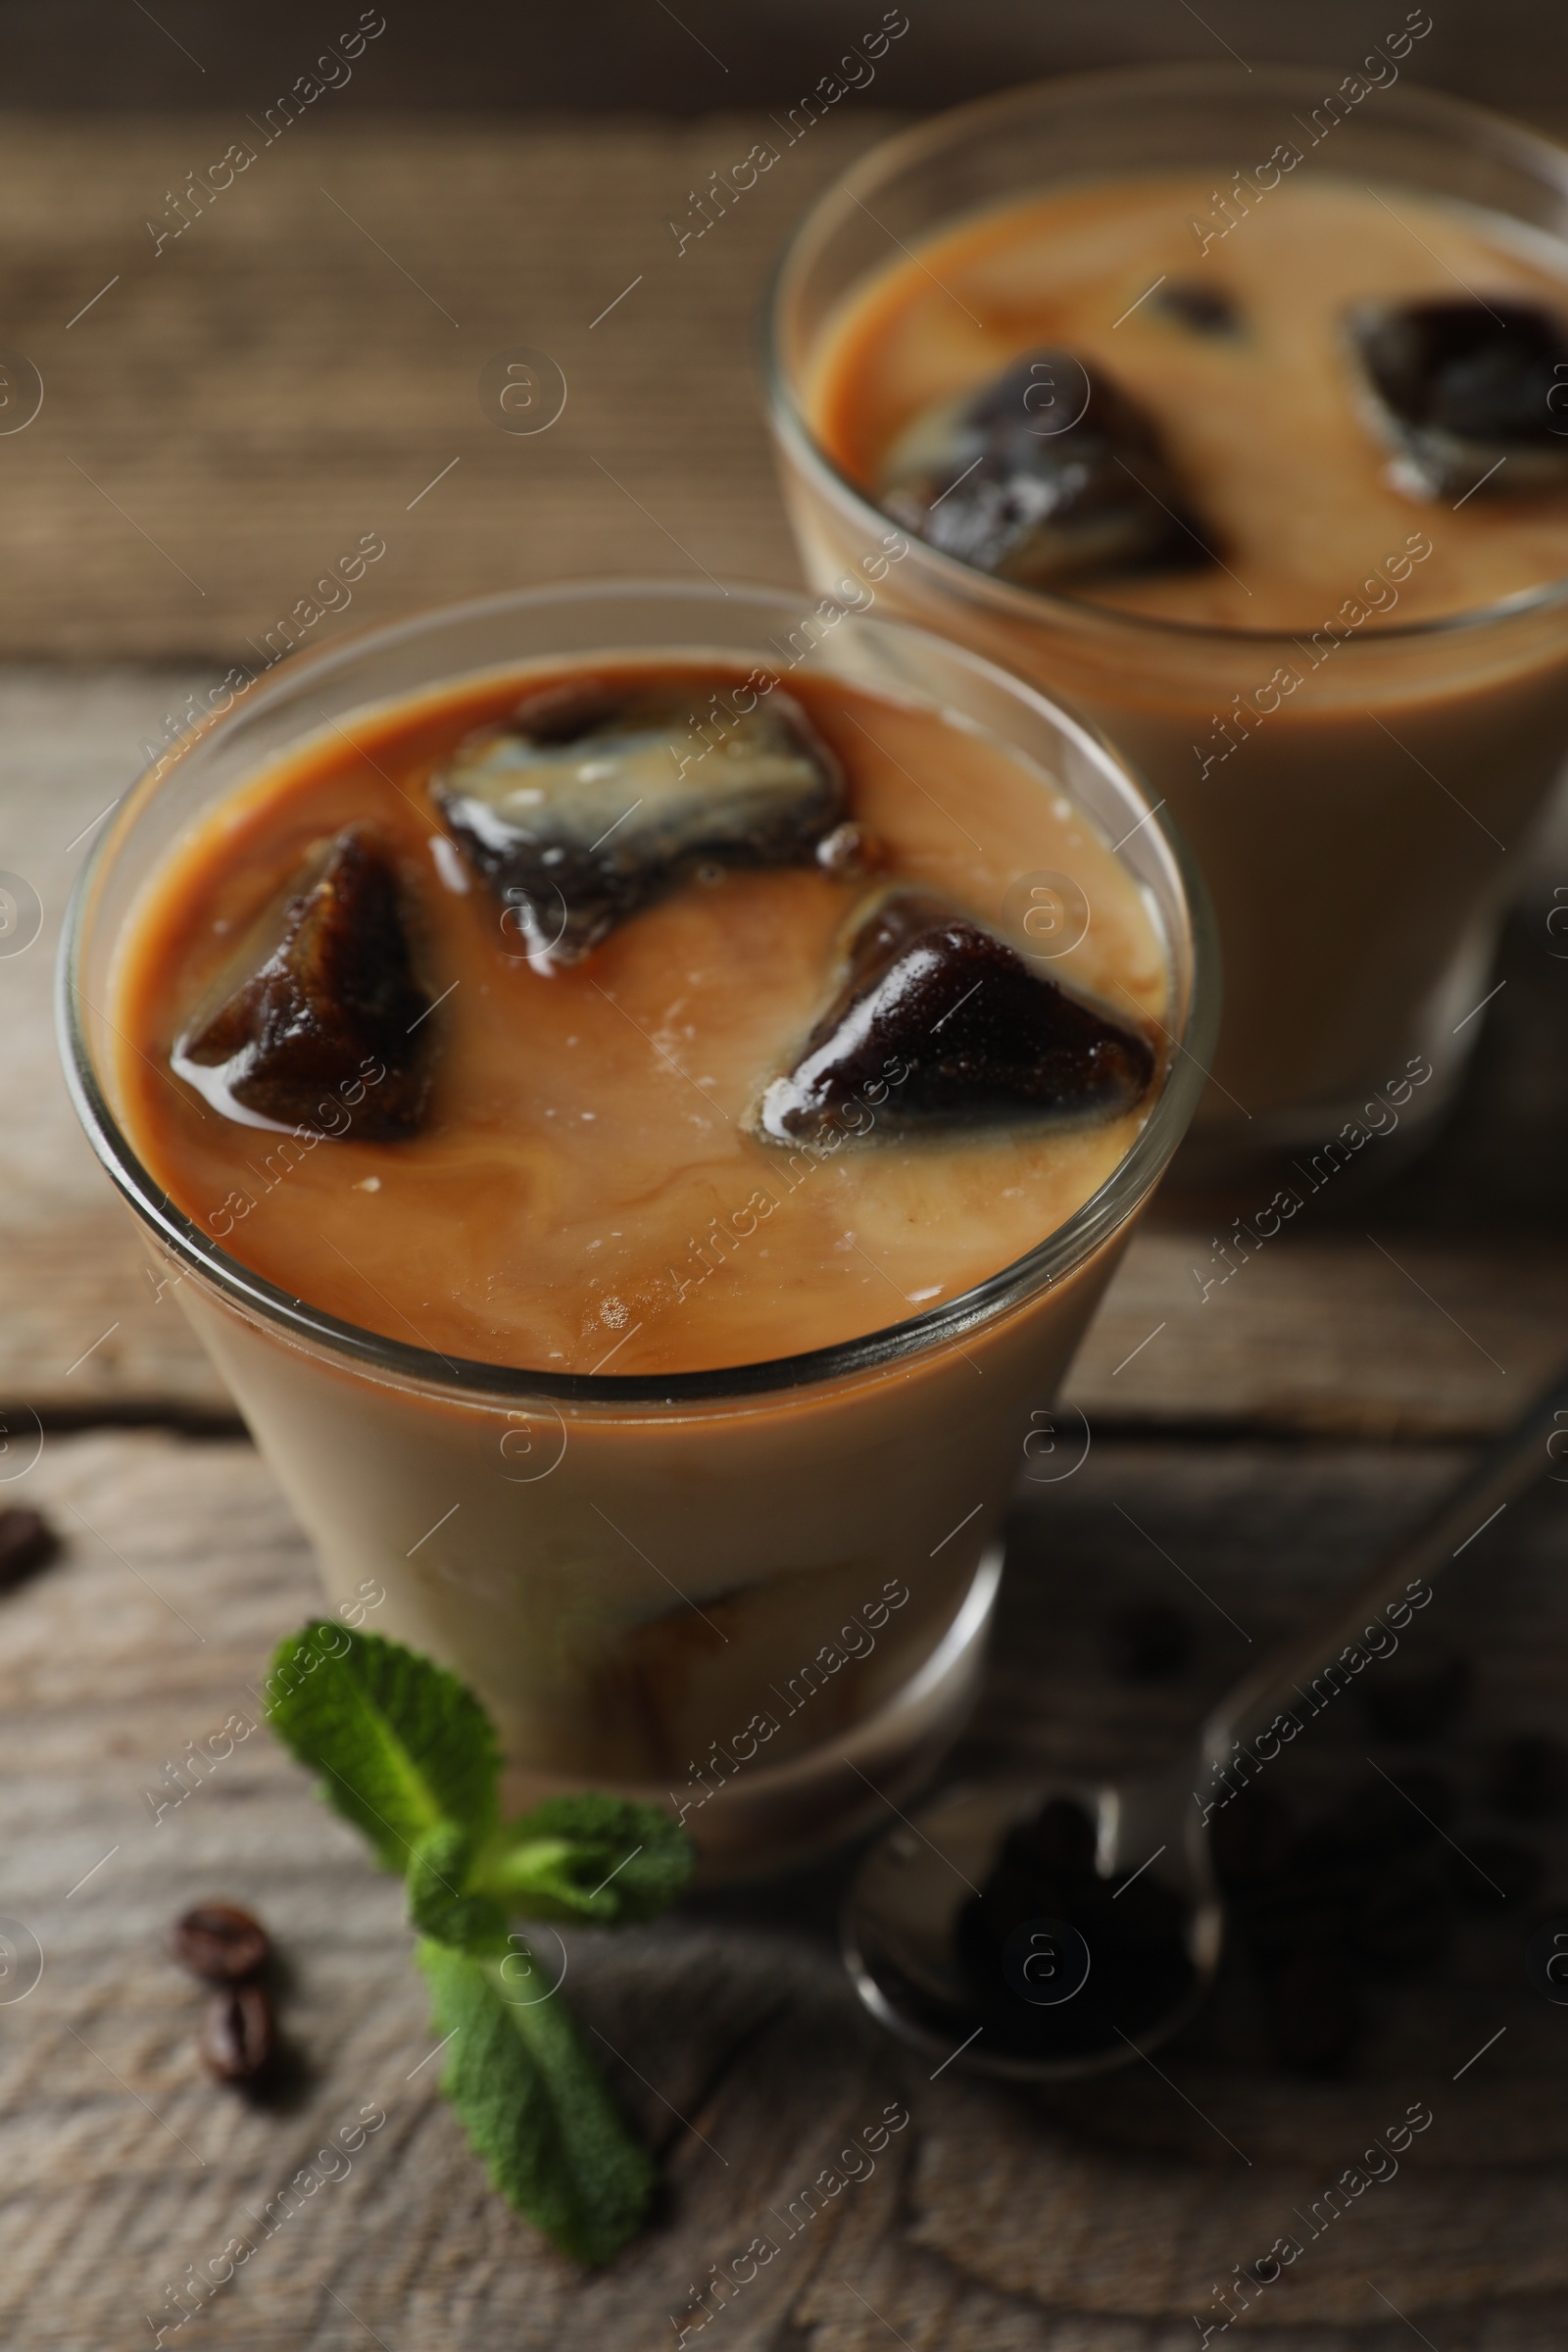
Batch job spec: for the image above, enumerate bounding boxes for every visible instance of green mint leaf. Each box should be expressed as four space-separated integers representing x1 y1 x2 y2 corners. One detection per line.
478 1794 693 1925
408 1822 509 1950
416 1936 656 2265
265 1622 499 1873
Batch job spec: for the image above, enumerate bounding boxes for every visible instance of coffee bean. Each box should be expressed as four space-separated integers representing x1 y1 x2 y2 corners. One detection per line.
172 1902 271 1984
1208 1785 1295 1892
1105 1602 1194 1680
1240 1866 1355 1965
1485 1735 1567 1821
1264 1947 1360 2075
1329 1766 1459 1856
1448 1834 1542 1913
1007 1795 1100 1880
0 1507 58 1592
1364 1650 1470 1740
1356 1860 1452 1973
199 1983 276 2084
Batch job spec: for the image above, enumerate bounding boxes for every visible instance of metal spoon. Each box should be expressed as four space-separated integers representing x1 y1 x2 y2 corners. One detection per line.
843 1367 1568 2082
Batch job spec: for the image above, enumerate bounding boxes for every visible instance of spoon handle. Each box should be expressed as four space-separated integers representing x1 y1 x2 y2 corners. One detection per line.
1198 1361 1568 1782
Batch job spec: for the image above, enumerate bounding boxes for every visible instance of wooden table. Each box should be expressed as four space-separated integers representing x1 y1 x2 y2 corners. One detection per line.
2 119 1567 2350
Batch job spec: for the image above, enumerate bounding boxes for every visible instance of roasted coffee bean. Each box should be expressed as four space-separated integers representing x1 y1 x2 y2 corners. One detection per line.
1106 1601 1194 1680
1326 1766 1459 1858
1263 1947 1360 2076
1008 1795 1100 1881
956 1801 1196 2059
1448 1833 1542 1913
199 1982 276 2084
1238 1866 1356 1966
1364 1649 1470 1739
1485 1734 1567 1820
0 1507 58 1592
1355 1859 1452 1973
1208 1785 1295 1893
172 1901 272 1984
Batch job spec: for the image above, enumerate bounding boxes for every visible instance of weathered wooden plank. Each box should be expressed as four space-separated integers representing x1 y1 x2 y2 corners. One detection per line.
0 116 887 664
1 1427 1562 2347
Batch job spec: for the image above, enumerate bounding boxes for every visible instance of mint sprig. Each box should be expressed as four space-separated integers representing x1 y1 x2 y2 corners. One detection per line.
265 1621 692 2263
416 1939 657 2266
266 1620 500 1866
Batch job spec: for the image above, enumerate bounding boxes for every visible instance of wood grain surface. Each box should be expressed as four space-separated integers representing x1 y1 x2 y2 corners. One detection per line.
3 1428 1564 2350
0 115 887 663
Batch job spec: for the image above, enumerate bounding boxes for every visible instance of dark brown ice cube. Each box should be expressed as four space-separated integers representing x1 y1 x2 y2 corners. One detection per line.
876 348 1213 588
757 890 1156 1145
174 827 431 1138
431 678 845 968
1348 297 1568 497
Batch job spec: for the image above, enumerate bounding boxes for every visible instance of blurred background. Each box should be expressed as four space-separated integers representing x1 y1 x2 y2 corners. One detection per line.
10 1 1567 113
2 0 1563 663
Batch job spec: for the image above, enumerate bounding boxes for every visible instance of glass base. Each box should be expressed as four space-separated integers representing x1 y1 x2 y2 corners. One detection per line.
499 1544 1004 1882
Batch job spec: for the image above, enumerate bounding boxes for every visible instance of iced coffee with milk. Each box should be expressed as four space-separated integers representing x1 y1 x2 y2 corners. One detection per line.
769 69 1568 1188
64 588 1206 1872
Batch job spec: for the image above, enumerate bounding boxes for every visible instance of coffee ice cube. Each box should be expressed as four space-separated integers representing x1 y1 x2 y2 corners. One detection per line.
431 679 845 968
876 348 1211 588
758 890 1156 1144
174 828 432 1137
1348 297 1568 497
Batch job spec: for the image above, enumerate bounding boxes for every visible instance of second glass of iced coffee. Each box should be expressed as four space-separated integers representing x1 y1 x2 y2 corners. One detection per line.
769 64 1568 1195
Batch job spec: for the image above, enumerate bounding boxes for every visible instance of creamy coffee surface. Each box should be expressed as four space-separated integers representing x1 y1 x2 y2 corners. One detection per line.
809 174 1568 629
113 661 1168 1375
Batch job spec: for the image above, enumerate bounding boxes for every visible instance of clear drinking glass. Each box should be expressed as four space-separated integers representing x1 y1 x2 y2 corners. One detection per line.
765 65 1568 1199
59 581 1215 1875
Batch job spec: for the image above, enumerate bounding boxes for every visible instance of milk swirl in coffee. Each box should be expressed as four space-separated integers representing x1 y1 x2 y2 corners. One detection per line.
115 659 1168 1379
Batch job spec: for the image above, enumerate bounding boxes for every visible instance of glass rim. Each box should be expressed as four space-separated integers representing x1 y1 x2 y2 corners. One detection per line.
763 59 1568 650
58 575 1218 1412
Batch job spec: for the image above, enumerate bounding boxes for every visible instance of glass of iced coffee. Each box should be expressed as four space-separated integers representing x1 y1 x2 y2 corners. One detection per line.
60 582 1213 1874
767 62 1568 1197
